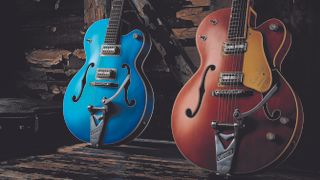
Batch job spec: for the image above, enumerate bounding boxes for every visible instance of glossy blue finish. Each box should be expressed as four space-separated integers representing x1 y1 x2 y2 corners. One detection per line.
63 19 153 145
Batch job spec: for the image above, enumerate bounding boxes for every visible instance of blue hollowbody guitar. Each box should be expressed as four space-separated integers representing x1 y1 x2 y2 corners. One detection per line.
63 0 154 146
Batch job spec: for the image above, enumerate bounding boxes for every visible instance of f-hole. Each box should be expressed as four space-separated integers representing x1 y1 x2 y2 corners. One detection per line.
186 65 216 118
263 76 281 121
72 63 95 102
263 103 281 121
122 64 136 107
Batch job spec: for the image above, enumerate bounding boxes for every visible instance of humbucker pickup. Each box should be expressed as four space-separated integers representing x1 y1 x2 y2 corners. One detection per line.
223 41 247 54
212 89 253 97
101 45 121 56
96 69 116 80
219 72 243 85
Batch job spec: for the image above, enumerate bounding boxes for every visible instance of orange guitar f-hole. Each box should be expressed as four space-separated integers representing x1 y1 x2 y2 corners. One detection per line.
171 0 304 175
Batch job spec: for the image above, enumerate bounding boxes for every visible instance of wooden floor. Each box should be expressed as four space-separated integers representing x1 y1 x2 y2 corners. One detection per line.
0 139 319 180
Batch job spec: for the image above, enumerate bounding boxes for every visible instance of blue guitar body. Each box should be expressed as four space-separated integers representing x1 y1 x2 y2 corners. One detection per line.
63 19 154 145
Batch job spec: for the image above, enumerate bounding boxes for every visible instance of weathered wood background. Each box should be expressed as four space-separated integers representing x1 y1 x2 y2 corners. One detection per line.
0 141 319 179
0 0 319 171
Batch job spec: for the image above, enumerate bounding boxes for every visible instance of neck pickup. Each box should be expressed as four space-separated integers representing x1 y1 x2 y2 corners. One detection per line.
223 41 248 55
101 44 121 56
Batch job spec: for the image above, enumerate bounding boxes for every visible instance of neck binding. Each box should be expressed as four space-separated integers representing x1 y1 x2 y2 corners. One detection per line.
105 0 125 45
227 0 250 41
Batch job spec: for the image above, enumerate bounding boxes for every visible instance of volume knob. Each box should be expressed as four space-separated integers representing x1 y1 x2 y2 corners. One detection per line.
133 33 142 41
280 117 290 125
266 132 276 141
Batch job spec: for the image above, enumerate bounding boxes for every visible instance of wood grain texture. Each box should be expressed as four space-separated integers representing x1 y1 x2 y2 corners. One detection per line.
84 0 107 28
0 141 318 179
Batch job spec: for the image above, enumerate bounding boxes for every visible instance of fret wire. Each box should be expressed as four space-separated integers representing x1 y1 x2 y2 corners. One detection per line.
227 0 248 40
104 0 125 44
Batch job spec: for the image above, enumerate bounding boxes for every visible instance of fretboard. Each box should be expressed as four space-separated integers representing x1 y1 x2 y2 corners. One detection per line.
105 0 125 45
227 0 249 40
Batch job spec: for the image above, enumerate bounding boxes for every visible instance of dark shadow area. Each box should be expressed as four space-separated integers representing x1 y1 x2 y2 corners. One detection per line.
0 98 79 161
255 0 320 172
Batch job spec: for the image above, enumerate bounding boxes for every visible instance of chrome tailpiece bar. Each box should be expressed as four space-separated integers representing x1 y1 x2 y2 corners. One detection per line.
211 120 242 176
210 84 278 176
88 74 131 147
233 84 278 120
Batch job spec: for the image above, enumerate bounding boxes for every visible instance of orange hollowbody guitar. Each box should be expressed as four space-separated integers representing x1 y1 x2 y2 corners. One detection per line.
171 0 304 175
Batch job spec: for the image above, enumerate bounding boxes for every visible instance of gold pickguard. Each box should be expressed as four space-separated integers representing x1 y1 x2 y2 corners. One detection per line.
243 28 273 93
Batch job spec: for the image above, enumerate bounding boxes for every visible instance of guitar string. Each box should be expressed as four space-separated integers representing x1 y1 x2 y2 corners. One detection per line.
231 0 245 124
219 0 235 125
95 0 116 125
225 0 238 124
225 0 239 124
231 0 244 124
233 0 247 124
233 0 248 124
226 0 243 124
95 0 123 131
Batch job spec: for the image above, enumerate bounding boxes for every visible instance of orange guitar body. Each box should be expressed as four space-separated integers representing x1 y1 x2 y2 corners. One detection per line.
171 5 304 175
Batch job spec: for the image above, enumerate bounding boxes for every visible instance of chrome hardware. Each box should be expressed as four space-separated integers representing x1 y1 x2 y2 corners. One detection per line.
213 89 253 97
88 73 132 147
96 68 116 80
234 84 279 120
133 33 142 41
200 35 207 41
219 72 243 86
269 24 279 31
88 105 108 147
266 132 276 141
212 119 242 175
215 132 236 174
102 74 131 105
88 106 107 112
210 19 218 25
90 82 118 88
101 44 121 56
19 125 25 131
211 121 240 129
223 41 247 54
280 117 290 125
34 115 39 133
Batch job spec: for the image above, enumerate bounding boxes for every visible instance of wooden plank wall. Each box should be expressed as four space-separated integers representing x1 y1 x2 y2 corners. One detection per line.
13 0 84 100
9 0 320 151
11 0 232 102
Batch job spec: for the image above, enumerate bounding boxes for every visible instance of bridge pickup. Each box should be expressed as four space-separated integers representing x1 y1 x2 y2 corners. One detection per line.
213 89 253 97
219 72 243 85
90 82 119 88
101 44 121 56
223 41 247 54
96 68 116 80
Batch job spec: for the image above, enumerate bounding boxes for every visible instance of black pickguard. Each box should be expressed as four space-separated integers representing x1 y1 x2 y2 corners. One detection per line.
186 65 216 118
72 63 95 102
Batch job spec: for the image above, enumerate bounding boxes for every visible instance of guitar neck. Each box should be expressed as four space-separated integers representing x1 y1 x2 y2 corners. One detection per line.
105 0 125 45
227 0 251 41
